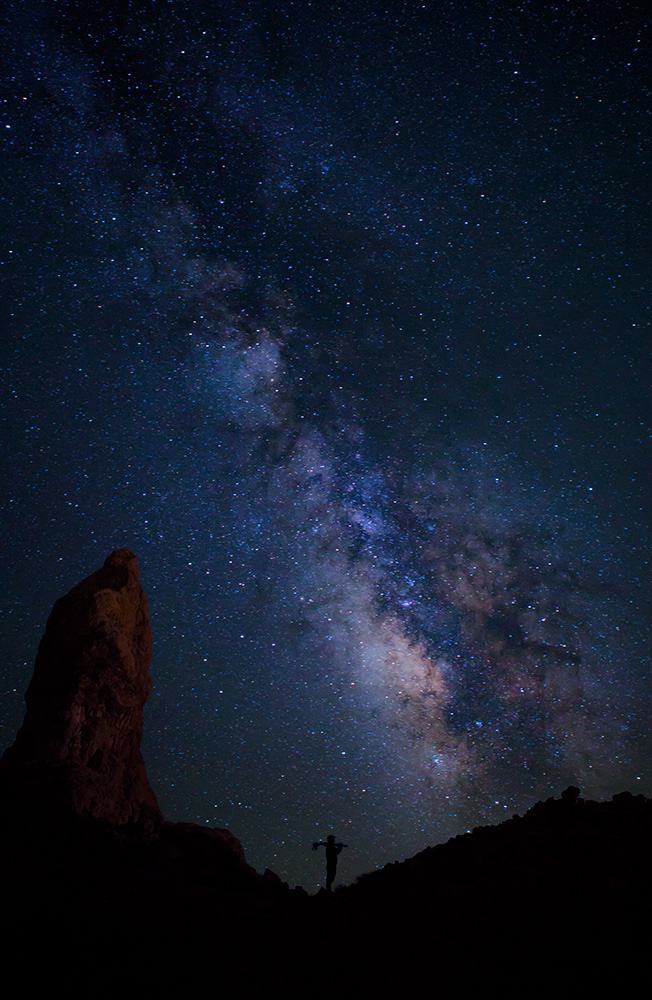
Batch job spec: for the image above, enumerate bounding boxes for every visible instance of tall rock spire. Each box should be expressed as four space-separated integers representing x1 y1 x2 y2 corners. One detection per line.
0 549 162 826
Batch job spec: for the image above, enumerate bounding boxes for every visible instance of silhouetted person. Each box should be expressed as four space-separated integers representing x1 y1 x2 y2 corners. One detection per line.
312 834 347 891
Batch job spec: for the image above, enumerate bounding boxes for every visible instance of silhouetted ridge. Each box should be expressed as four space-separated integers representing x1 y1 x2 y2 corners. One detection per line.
0 552 649 995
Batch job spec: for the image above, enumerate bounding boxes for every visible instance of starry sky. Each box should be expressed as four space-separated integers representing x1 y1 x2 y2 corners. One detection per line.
1 0 650 890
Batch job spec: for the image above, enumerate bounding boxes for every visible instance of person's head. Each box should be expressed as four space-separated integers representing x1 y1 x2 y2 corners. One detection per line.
327 834 335 843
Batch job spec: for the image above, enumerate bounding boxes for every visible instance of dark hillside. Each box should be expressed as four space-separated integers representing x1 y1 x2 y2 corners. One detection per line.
1 553 648 994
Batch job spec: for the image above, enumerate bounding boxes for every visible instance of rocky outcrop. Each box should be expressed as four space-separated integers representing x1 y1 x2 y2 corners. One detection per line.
0 550 289 999
0 549 162 826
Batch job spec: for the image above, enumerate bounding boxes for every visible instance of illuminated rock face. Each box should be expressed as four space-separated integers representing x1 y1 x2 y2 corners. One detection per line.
0 549 162 826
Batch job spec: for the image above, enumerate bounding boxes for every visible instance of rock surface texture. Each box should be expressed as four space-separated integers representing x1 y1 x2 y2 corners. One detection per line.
0 549 162 825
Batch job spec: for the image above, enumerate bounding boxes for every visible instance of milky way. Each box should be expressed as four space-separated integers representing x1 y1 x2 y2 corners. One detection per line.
1 2 650 889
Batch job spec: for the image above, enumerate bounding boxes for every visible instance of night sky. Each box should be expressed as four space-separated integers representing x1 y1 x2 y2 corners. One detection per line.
1 1 650 891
